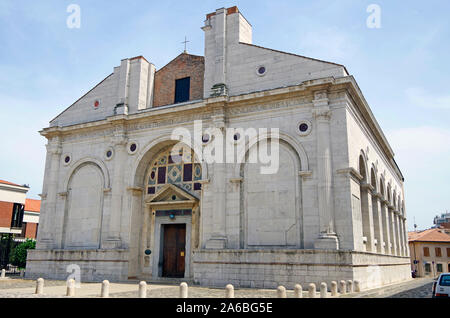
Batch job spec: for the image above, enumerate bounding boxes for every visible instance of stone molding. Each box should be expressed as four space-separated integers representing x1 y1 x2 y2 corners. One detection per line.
336 167 363 182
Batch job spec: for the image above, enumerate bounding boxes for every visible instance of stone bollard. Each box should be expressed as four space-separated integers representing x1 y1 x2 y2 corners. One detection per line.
331 281 338 297
20 269 25 278
294 284 303 298
66 278 76 297
320 282 328 298
308 283 316 298
0 269 5 279
225 284 234 298
139 281 147 298
347 280 353 293
35 278 44 295
339 280 347 294
179 282 188 298
354 280 361 293
277 286 287 298
101 280 110 298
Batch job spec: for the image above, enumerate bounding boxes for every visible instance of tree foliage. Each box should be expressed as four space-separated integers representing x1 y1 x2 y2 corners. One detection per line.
10 239 36 269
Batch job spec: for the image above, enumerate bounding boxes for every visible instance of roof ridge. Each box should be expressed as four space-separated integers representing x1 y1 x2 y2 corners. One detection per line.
50 73 114 124
238 42 349 74
155 52 204 74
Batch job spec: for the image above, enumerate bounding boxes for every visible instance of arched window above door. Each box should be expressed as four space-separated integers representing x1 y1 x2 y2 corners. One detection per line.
146 146 202 196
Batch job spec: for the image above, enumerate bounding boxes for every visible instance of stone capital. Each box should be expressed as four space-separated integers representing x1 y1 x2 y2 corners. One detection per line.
336 167 363 182
229 177 243 183
298 170 313 179
127 186 143 196
360 182 374 192
46 142 62 155
111 135 128 147
372 192 383 200
312 106 331 120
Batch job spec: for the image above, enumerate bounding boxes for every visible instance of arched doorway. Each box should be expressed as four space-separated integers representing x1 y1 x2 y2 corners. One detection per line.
131 143 202 280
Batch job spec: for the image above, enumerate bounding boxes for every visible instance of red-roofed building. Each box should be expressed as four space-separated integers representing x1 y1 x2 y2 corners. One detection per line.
409 228 450 277
0 179 40 269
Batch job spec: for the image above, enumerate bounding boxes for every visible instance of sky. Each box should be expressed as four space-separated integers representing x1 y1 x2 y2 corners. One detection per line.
0 0 449 231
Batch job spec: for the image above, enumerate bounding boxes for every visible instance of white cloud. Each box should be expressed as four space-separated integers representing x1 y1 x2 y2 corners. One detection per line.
405 87 450 110
388 126 450 155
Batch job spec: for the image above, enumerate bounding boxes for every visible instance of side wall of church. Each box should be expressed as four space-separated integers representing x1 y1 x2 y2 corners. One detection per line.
344 93 408 258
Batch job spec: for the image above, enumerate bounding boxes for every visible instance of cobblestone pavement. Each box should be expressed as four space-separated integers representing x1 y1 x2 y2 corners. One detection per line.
387 281 433 298
0 277 435 298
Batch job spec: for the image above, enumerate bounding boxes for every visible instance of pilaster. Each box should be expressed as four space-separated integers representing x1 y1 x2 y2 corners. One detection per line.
38 135 62 248
104 122 128 248
312 90 339 250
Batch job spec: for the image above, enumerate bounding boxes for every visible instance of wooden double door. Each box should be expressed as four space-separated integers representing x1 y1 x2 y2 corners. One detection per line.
162 224 186 278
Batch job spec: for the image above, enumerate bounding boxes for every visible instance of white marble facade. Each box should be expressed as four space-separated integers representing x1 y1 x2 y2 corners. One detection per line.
26 7 411 290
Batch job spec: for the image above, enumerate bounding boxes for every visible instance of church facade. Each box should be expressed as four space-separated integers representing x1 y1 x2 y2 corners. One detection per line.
26 7 411 290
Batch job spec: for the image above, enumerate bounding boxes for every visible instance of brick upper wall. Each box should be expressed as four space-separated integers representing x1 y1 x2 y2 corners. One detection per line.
25 222 38 239
0 201 14 228
153 53 204 107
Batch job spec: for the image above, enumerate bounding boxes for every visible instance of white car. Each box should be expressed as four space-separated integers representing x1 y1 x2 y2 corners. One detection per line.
432 273 450 298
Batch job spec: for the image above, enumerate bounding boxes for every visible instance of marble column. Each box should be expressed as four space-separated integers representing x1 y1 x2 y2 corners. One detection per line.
371 192 384 254
381 199 391 255
312 90 339 250
360 183 375 252
38 136 62 249
104 126 128 248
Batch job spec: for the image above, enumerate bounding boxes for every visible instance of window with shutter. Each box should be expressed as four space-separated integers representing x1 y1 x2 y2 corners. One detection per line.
423 247 430 257
435 247 442 257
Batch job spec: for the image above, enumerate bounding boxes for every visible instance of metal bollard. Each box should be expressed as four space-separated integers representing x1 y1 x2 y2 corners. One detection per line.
320 282 328 298
179 282 188 298
339 280 347 294
35 278 44 295
308 283 316 298
101 280 110 298
331 281 338 296
1 269 5 279
294 284 303 298
139 281 147 298
66 278 75 297
277 285 287 298
225 284 234 298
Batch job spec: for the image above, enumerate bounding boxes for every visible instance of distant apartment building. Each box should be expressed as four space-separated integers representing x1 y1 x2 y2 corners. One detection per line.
433 212 450 232
0 179 40 240
17 199 40 241
409 228 450 277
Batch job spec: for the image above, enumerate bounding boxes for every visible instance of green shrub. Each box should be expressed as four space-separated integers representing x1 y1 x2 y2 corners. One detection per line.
10 239 36 269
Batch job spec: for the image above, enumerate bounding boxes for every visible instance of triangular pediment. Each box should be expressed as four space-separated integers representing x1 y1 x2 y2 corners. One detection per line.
145 184 198 205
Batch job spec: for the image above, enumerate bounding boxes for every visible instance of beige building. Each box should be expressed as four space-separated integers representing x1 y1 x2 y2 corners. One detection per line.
409 228 450 277
26 6 410 290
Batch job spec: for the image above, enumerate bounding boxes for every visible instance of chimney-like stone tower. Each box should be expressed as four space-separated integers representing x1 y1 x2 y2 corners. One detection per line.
202 6 252 98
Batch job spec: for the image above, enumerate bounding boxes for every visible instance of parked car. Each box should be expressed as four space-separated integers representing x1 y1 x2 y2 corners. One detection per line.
432 273 450 298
